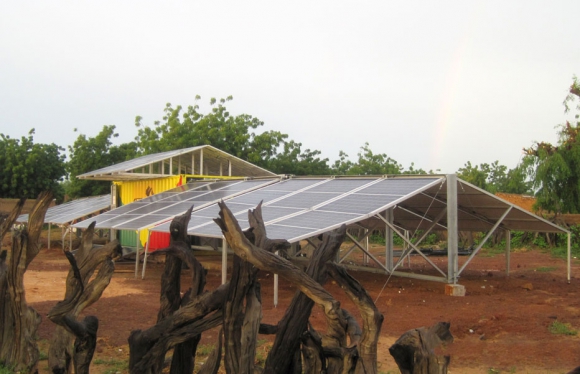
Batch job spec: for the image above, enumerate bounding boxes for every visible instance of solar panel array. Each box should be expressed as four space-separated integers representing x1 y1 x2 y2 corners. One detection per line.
150 177 445 242
17 195 111 225
78 146 201 178
73 179 279 230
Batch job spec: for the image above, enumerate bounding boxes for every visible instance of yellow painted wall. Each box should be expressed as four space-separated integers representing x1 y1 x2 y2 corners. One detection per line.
115 174 243 247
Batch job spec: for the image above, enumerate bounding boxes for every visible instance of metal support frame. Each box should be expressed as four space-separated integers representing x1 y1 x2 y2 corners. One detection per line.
447 174 458 283
344 232 390 273
274 251 279 308
134 229 141 278
506 230 511 276
338 227 374 264
457 206 512 277
199 148 204 176
385 209 394 271
141 230 152 279
376 213 447 278
568 232 571 283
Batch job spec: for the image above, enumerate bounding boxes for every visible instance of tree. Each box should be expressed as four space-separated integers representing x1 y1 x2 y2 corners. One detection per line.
332 143 403 175
134 97 288 164
525 76 580 215
66 125 137 198
457 160 532 194
0 129 66 200
266 140 331 175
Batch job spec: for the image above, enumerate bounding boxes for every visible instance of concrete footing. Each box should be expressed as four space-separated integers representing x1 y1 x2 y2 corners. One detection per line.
445 284 466 296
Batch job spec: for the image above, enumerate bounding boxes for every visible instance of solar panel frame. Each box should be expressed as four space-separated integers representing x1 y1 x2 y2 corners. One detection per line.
72 178 280 230
16 195 111 225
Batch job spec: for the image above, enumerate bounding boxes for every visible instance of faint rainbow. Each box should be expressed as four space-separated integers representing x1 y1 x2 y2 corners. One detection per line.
431 10 480 172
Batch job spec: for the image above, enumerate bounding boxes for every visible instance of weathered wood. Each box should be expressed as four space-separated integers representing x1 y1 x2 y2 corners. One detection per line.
48 251 107 374
0 192 52 373
264 223 347 374
128 285 228 373
327 263 384 374
48 220 121 374
301 328 325 374
223 202 288 374
389 322 453 374
0 197 24 241
214 201 349 374
198 328 224 374
153 205 208 374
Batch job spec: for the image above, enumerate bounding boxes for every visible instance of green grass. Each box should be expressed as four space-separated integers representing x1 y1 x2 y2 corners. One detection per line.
536 266 558 272
0 364 15 374
549 321 578 336
195 343 216 357
479 246 506 257
93 358 129 374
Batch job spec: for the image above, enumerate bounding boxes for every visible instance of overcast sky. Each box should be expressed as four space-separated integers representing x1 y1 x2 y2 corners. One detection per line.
1 1 579 174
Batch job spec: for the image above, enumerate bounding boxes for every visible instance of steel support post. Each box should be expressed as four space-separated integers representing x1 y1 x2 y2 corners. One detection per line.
506 230 511 276
568 232 571 283
199 148 204 176
446 174 459 284
141 231 152 279
134 230 141 278
385 208 394 272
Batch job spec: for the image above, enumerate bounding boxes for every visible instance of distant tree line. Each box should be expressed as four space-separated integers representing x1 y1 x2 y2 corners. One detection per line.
1 77 579 220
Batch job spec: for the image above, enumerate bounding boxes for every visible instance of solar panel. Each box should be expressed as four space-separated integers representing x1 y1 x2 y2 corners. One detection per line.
72 179 278 230
148 176 446 243
16 195 110 225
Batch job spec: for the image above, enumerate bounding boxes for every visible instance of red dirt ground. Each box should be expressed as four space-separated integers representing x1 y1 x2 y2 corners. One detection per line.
19 243 580 374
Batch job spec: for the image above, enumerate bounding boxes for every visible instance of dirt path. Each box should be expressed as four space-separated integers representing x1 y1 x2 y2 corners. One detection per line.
22 246 580 373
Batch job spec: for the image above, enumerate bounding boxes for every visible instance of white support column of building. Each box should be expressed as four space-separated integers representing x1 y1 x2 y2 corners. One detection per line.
110 184 118 243
363 229 369 265
228 160 232 176
191 153 195 174
222 238 228 285
220 161 223 176
505 230 511 276
141 231 152 279
568 232 571 283
385 208 394 272
199 149 204 176
169 157 173 175
178 156 181 174
134 229 141 278
446 174 459 284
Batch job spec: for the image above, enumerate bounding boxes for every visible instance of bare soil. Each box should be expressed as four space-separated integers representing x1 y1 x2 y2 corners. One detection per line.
19 243 580 374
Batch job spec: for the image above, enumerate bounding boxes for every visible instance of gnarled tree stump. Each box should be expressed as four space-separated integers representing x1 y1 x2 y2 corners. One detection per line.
47 221 122 374
0 192 52 373
389 321 453 374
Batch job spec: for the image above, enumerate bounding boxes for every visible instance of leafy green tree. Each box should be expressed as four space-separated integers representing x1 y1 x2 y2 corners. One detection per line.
135 97 287 164
457 160 532 194
332 143 403 175
66 125 137 198
0 129 66 200
524 76 580 214
266 140 331 175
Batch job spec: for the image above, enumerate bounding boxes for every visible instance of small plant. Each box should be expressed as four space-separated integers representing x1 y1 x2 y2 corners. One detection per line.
535 266 557 272
195 343 215 357
549 321 578 336
487 368 500 374
93 358 129 374
0 363 15 374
